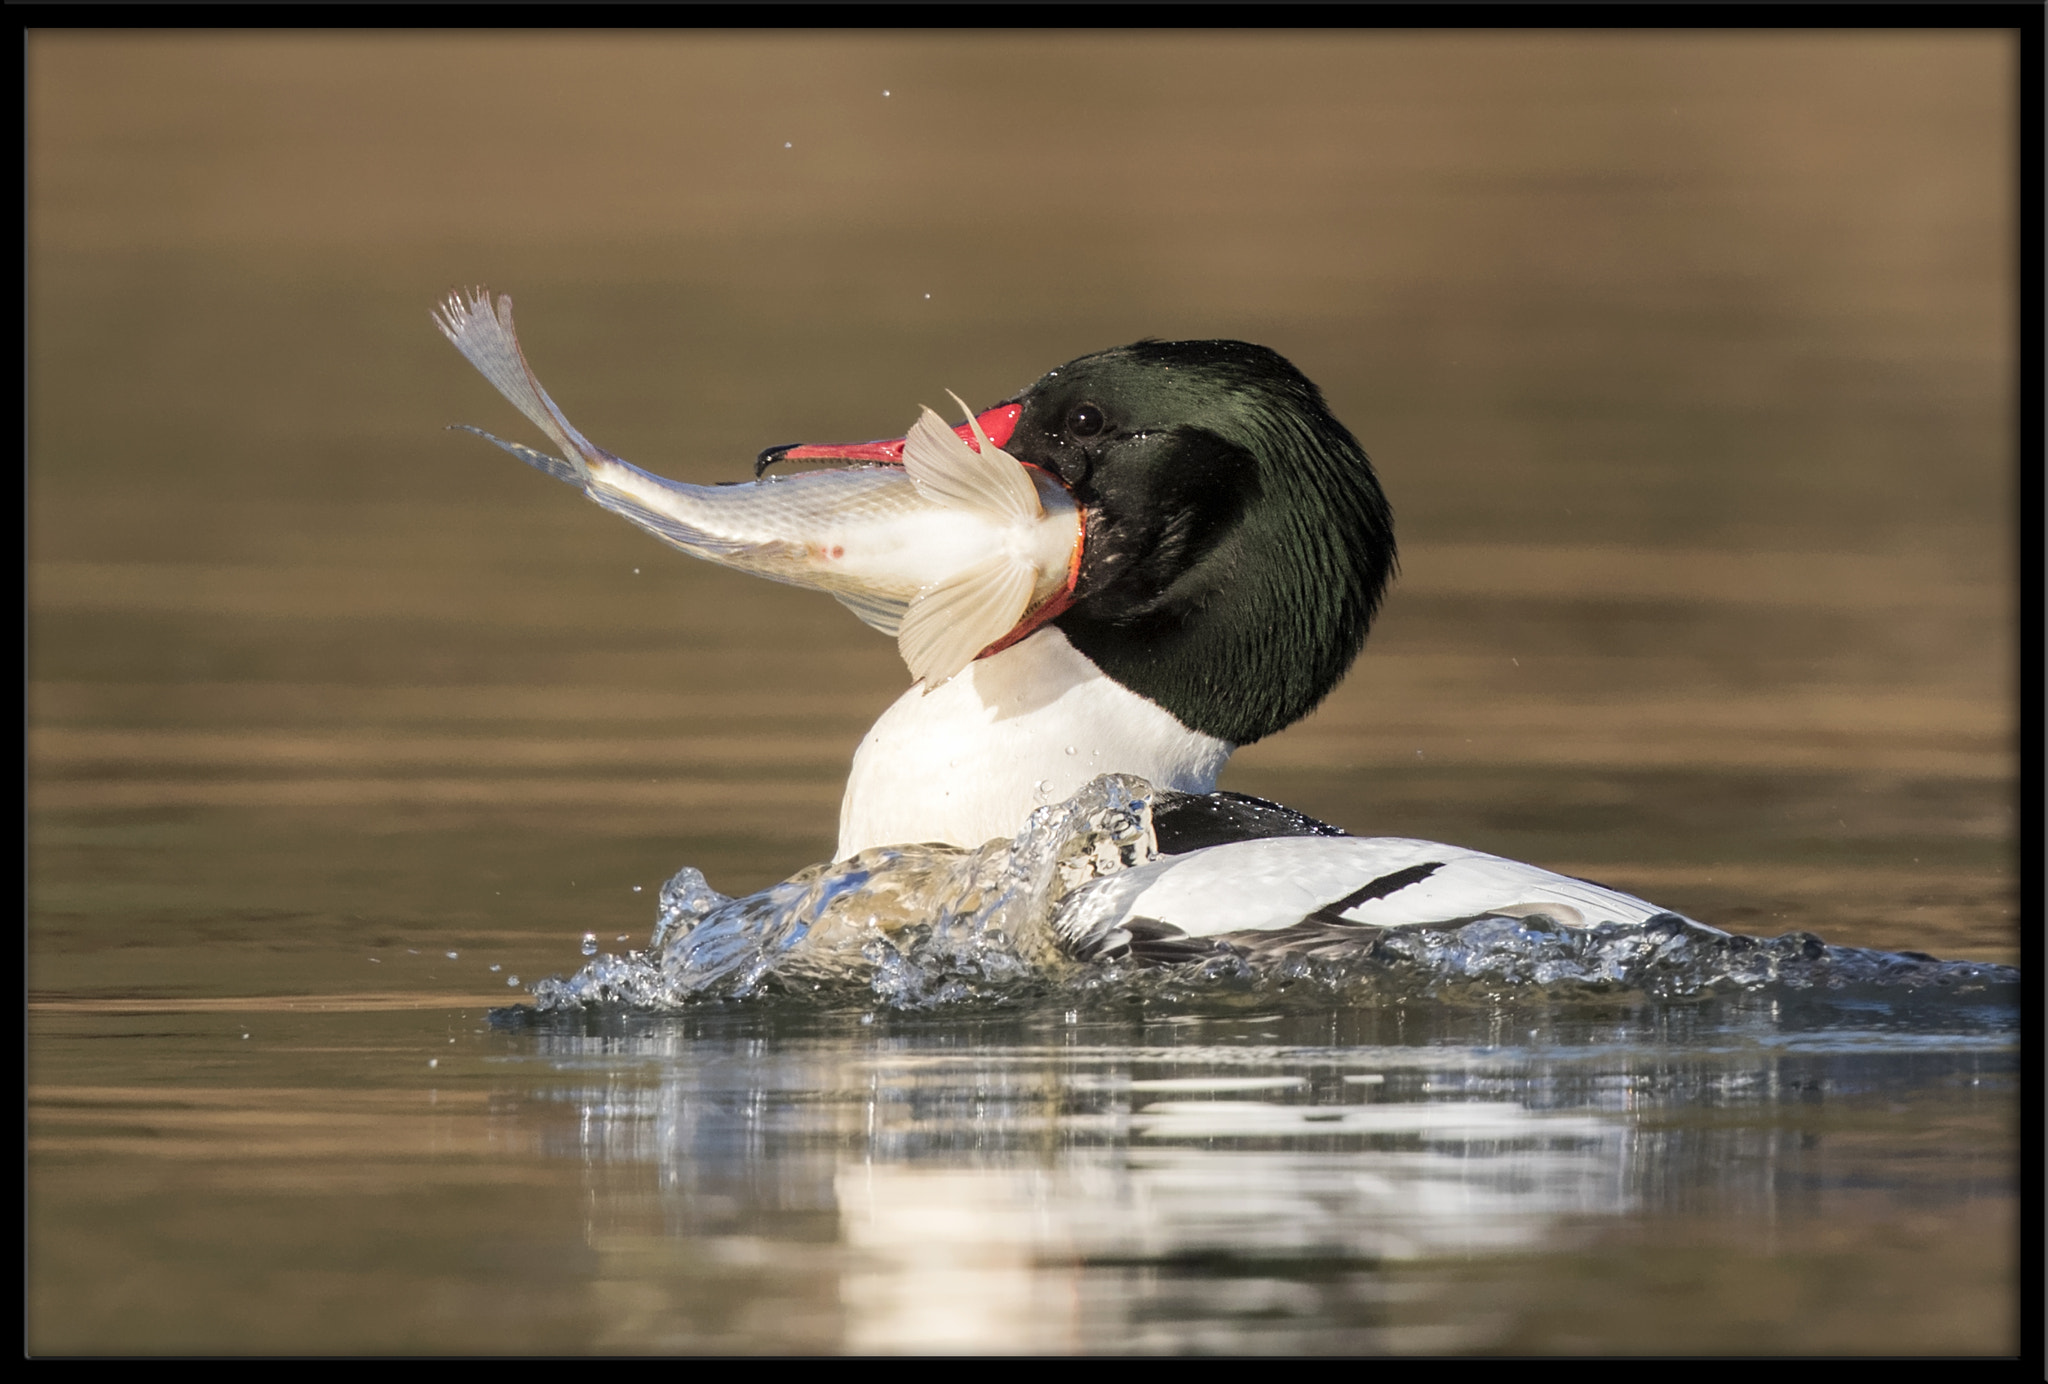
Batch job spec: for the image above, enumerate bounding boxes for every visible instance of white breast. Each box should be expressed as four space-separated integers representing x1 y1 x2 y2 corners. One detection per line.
837 627 1233 858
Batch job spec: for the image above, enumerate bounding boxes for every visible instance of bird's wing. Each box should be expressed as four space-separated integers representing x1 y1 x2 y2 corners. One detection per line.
1055 836 1706 962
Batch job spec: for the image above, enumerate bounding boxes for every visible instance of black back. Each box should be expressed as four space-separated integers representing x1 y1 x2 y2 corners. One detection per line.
1152 790 1350 856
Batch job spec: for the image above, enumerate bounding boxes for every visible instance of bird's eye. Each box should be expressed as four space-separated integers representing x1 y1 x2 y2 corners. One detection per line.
1067 403 1107 439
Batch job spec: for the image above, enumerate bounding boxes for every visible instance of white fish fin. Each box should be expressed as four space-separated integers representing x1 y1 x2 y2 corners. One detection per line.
833 589 909 637
900 396 1042 524
450 424 583 487
896 553 1036 687
433 289 613 478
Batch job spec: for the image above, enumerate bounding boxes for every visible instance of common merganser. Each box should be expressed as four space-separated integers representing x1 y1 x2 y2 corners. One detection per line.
439 291 1702 967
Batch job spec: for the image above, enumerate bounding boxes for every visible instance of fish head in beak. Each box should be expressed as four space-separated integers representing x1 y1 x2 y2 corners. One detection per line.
757 398 1084 676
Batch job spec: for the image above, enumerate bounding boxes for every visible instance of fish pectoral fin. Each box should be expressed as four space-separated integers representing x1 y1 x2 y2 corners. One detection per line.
833 589 909 637
896 553 1036 688
901 399 1042 524
434 289 613 480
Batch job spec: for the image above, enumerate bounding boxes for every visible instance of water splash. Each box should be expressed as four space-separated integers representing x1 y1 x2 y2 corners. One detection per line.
1268 911 2018 1003
528 775 2016 1014
533 775 1154 1011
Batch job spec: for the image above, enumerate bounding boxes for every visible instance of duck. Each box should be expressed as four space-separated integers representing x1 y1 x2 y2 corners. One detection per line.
438 291 1703 968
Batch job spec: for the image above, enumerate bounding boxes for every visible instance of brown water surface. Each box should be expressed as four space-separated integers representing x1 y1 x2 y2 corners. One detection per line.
28 33 2017 1355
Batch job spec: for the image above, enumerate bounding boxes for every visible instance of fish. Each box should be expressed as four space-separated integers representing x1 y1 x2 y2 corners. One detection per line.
433 289 1082 688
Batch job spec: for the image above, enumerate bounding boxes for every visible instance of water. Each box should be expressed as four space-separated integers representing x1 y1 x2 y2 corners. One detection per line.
536 773 2017 1014
29 34 2016 1354
30 995 2014 1353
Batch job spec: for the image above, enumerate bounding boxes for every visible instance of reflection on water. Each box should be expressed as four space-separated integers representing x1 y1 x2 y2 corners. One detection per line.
496 1001 2013 1353
27 988 2015 1352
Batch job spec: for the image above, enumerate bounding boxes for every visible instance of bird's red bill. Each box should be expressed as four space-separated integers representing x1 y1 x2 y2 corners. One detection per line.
768 402 1022 465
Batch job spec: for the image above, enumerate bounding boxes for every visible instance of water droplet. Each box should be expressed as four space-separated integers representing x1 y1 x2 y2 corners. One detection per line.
1064 745 1077 756
632 885 643 893
488 963 500 973
581 933 599 956
506 975 520 987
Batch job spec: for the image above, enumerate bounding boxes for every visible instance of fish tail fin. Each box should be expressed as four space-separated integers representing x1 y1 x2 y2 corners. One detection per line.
447 424 584 488
433 288 615 480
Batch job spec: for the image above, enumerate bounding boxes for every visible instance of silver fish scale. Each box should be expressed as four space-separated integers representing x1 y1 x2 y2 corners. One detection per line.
650 464 926 543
